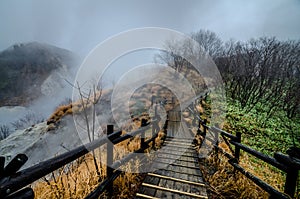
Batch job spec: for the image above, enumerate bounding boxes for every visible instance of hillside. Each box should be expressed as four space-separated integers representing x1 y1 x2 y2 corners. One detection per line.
0 42 79 106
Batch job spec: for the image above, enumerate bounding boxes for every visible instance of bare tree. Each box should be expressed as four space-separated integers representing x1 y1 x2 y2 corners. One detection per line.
218 37 300 120
191 29 224 60
73 81 103 177
11 112 44 130
0 124 10 140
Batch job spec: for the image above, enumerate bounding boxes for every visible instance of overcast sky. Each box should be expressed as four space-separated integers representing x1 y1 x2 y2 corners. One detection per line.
0 0 300 56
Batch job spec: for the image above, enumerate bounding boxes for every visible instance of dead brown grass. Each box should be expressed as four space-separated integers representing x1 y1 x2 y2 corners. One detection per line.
199 141 289 199
201 152 267 198
38 81 190 198
34 116 165 199
185 95 287 199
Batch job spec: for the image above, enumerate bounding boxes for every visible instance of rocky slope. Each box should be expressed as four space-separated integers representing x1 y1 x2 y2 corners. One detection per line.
0 90 111 169
0 42 79 106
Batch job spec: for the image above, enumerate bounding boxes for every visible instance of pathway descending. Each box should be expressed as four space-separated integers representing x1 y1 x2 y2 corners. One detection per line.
135 122 208 199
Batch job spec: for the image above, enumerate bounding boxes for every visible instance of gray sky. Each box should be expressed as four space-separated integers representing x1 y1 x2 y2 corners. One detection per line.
0 0 300 56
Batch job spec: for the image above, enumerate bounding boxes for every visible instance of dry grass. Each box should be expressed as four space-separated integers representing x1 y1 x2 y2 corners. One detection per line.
36 84 174 198
198 141 290 199
33 150 144 199
239 152 286 193
185 95 289 199
34 115 165 199
34 154 106 199
201 154 268 199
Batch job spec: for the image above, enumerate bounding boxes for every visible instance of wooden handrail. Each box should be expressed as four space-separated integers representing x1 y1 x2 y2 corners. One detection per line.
0 117 159 198
228 160 289 199
230 141 288 172
0 134 111 197
191 92 299 198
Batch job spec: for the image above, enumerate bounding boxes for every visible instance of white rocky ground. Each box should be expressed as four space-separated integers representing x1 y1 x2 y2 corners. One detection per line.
0 116 86 169
0 89 113 171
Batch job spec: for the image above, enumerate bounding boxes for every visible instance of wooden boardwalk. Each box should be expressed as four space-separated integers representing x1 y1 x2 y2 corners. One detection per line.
135 122 208 199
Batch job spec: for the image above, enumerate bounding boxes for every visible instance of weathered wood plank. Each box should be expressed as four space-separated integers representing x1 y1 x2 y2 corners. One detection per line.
148 173 205 187
142 183 208 199
136 121 208 199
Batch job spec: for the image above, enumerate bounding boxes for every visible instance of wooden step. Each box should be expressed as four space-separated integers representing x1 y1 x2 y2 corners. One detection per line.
156 154 198 163
161 145 196 151
141 183 208 199
135 193 159 199
154 168 203 178
164 140 195 147
155 149 198 158
137 129 207 199
153 159 201 170
147 173 206 187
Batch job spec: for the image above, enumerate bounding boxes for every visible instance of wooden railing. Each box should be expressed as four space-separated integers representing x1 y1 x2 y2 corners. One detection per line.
0 112 165 199
187 97 300 199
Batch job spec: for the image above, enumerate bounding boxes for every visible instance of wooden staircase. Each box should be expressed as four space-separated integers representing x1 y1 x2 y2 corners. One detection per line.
135 136 208 199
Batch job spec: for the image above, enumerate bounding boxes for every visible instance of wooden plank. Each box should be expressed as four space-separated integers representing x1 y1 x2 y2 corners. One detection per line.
160 146 195 153
142 176 160 196
162 144 195 150
137 118 209 199
138 186 156 198
136 193 160 199
165 137 194 142
165 138 194 143
142 183 208 199
166 136 194 141
156 177 173 198
230 141 288 172
157 155 198 163
154 168 203 178
153 160 200 170
155 151 198 159
160 165 203 177
164 140 195 147
148 173 206 187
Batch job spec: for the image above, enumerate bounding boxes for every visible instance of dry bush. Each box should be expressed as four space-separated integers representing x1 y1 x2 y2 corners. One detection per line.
34 115 165 199
34 153 106 199
34 141 142 198
35 84 174 198
200 142 287 199
239 152 286 193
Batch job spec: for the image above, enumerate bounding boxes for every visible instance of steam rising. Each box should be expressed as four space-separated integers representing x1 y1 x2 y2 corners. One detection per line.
0 0 299 57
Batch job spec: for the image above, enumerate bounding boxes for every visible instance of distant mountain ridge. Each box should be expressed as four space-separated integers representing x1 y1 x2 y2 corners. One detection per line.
0 42 79 106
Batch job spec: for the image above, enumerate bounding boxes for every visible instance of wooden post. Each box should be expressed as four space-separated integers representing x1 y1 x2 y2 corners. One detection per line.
235 132 241 162
273 151 299 197
203 119 207 136
162 107 168 136
106 125 114 196
152 107 159 149
214 122 219 156
192 103 197 126
0 156 5 178
4 154 28 177
141 119 147 150
284 169 298 198
163 115 168 135
152 117 156 149
4 187 34 199
197 119 201 135
151 95 155 106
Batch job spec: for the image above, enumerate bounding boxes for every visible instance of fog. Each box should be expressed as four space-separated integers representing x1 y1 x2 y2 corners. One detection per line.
0 0 300 131
0 1 299 172
0 0 300 57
